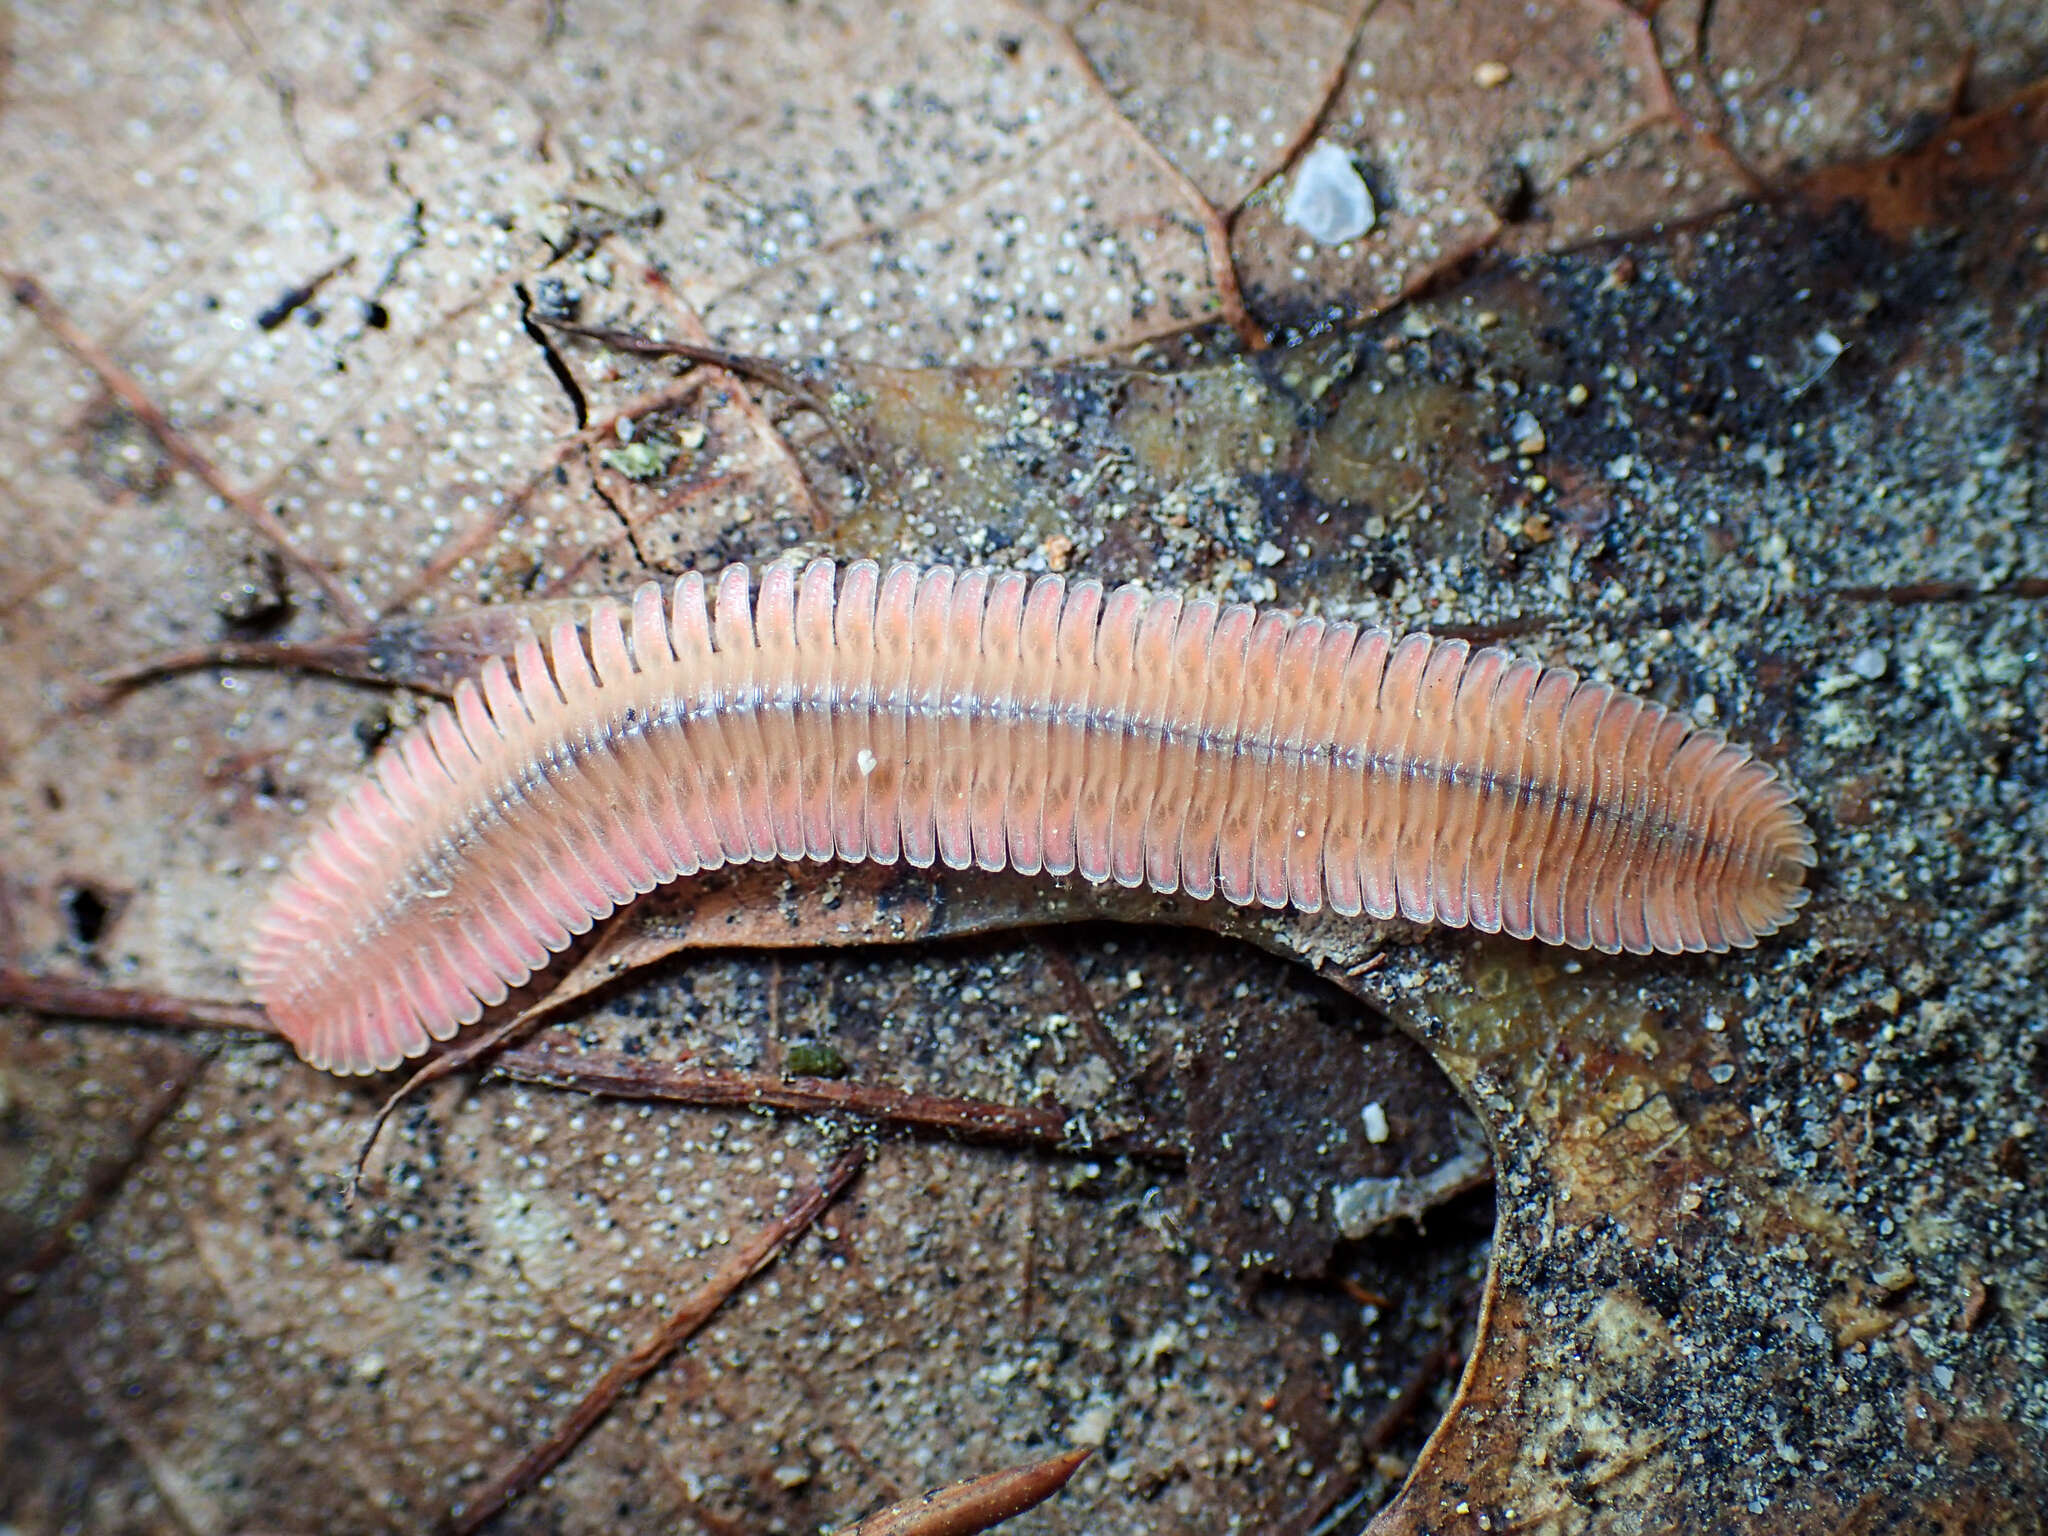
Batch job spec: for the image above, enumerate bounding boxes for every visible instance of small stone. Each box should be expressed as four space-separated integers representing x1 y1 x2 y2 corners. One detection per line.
1284 141 1375 245
1072 1403 1116 1447
1872 1264 1917 1295
1473 60 1512 88
1510 411 1546 455
1361 1101 1390 1143
1849 646 1888 680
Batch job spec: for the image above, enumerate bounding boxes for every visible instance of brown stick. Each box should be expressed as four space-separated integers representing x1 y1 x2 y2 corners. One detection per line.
0 970 1181 1183
491 1045 1187 1163
0 969 270 1035
607 239 844 531
536 301 869 500
1829 576 2048 605
1038 940 1134 1081
5 271 371 626
87 635 442 702
445 1146 867 1535
837 1447 1092 1536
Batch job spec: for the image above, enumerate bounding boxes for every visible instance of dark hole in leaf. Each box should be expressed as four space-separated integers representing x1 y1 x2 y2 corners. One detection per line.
60 884 110 948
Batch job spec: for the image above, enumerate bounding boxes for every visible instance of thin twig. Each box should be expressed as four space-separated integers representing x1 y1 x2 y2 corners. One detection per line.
0 968 269 1034
87 635 441 702
837 1447 1092 1536
1038 941 1133 1081
0 968 1188 1166
607 236 844 530
353 1006 562 1193
492 1045 1188 1163
445 1145 867 1536
1360 1337 1461 1454
254 254 358 332
5 270 371 625
535 308 868 496
1827 576 2048 605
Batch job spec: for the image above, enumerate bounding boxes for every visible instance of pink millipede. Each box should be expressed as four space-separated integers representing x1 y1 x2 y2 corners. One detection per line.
245 558 1814 1076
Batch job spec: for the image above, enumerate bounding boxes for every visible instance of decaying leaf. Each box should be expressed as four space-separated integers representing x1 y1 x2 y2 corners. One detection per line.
5 4 2048 1534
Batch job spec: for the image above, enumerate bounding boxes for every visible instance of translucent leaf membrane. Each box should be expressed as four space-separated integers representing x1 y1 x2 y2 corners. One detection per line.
246 558 1815 1075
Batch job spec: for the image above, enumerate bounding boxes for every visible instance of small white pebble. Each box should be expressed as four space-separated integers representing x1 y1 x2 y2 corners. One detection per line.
856 748 877 776
1510 411 1546 455
1361 1101 1390 1143
1072 1403 1116 1447
1473 60 1512 88
1284 141 1375 245
1849 646 1887 680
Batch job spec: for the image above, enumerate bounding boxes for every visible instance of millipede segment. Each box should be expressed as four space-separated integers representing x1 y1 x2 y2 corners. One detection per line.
245 558 1814 1075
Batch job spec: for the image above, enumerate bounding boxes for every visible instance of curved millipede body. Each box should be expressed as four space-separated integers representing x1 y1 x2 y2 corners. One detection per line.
246 558 1813 1075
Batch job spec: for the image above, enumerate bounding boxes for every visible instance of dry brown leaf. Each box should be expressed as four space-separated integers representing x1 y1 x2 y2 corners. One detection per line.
5 4 2048 1534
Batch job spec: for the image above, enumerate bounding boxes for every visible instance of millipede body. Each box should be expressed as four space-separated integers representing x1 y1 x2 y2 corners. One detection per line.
246 558 1813 1075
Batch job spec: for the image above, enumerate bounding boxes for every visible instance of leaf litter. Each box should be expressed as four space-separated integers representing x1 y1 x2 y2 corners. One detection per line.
4 4 2048 1533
